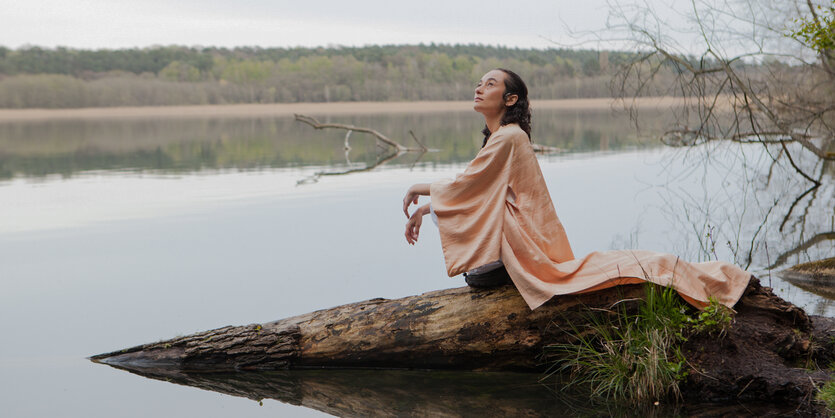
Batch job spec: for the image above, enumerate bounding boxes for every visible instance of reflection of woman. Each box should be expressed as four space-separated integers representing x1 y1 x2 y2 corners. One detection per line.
403 68 750 310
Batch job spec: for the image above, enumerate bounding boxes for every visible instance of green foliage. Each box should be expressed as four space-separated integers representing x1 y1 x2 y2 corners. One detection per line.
0 109 656 179
0 44 639 108
688 297 733 336
159 61 202 82
789 1 835 55
581 57 601 76
817 378 835 412
219 59 273 84
0 44 608 79
545 284 733 405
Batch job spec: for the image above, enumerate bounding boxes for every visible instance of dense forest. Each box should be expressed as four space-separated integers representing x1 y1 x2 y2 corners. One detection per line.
0 44 654 108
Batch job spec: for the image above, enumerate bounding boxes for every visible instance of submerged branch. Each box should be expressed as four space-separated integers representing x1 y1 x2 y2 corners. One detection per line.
408 130 429 152
294 113 563 155
294 114 429 153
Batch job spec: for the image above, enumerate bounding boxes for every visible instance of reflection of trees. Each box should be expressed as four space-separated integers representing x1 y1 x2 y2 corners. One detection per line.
654 145 833 279
293 113 433 184
642 142 835 318
770 232 835 271
292 113 565 185
597 0 834 299
0 110 660 179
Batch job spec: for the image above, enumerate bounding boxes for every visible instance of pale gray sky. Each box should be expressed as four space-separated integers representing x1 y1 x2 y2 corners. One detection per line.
0 0 798 56
0 0 621 49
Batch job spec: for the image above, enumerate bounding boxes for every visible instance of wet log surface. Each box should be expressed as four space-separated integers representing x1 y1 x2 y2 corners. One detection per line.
91 278 835 412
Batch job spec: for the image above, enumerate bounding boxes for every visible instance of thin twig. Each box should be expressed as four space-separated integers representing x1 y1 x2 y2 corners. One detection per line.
408 130 428 151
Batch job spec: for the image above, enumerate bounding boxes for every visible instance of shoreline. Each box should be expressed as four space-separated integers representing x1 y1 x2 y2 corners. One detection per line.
0 97 684 122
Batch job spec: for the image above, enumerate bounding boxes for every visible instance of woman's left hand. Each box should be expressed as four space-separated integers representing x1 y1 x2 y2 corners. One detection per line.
405 204 429 245
402 183 430 218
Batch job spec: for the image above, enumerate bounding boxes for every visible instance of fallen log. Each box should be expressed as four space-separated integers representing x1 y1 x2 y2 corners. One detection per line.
91 278 835 410
92 283 648 371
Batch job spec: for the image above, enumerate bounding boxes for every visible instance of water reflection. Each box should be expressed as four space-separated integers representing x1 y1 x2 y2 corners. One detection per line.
2 107 833 416
647 141 835 314
0 109 669 180
98 366 798 417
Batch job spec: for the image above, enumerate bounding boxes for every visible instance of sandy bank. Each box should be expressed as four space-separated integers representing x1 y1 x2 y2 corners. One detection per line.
0 97 684 122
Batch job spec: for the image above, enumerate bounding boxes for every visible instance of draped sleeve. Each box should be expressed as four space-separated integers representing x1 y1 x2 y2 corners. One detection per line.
430 129 517 276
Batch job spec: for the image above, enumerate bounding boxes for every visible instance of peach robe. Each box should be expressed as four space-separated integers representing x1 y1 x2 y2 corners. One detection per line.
429 124 750 310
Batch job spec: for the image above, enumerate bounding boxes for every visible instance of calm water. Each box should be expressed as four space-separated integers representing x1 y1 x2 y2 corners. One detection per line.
1 107 832 417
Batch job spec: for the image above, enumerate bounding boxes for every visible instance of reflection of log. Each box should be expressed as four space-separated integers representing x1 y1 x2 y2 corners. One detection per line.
104 367 808 417
769 232 835 269
91 279 833 410
780 257 835 298
103 368 574 417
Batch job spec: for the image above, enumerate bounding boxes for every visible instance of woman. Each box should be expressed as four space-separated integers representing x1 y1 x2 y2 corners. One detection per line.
402 69 750 310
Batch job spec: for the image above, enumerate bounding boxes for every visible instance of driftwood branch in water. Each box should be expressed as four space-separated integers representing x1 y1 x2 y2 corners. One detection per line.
294 113 428 153
91 278 835 408
531 143 563 153
294 113 562 154
408 130 428 151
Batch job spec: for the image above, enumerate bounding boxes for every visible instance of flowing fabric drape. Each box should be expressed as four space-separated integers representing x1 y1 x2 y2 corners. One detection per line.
429 124 750 309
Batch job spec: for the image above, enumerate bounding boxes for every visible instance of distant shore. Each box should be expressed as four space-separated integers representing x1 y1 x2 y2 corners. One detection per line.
0 97 685 122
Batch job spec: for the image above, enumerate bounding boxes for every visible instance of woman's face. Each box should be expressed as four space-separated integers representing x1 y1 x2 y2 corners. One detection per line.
473 70 508 117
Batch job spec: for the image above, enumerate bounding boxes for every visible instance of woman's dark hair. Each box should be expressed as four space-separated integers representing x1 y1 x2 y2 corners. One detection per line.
481 68 532 147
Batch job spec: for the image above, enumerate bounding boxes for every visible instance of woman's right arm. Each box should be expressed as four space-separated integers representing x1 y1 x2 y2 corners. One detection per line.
403 183 430 217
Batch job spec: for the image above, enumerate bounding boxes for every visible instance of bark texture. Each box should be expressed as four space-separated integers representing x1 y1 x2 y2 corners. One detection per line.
93 283 648 371
91 278 835 411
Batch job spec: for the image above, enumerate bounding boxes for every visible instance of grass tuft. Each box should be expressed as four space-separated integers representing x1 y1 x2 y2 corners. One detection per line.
817 379 835 412
544 283 732 406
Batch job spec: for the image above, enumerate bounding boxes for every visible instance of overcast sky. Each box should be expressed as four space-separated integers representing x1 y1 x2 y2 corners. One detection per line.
1 0 627 49
1 0 793 55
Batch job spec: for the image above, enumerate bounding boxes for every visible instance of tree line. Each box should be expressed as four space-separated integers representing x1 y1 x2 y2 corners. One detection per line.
0 44 659 108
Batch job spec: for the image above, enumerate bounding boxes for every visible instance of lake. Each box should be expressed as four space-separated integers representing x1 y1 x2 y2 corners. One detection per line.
1 104 832 416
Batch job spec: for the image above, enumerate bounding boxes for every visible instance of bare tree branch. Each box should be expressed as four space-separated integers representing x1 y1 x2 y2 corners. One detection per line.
408 130 428 152
607 0 835 184
294 113 427 152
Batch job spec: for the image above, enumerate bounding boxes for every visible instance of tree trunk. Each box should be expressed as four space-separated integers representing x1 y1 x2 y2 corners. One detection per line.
91 278 834 410
92 283 648 371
